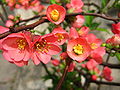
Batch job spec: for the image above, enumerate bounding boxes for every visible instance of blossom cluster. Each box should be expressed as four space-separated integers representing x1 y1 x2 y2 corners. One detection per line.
5 0 44 12
0 0 116 82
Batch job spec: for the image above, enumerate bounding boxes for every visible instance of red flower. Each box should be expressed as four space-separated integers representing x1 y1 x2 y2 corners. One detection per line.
68 62 75 72
102 67 113 81
67 37 91 62
106 34 120 45
31 34 61 65
51 59 60 66
52 26 69 45
78 26 90 37
86 59 98 70
46 4 66 25
2 32 31 67
72 15 84 28
112 22 120 34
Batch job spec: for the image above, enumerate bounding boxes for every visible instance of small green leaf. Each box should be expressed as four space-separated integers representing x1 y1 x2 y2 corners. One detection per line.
96 28 110 33
101 0 107 9
116 53 120 61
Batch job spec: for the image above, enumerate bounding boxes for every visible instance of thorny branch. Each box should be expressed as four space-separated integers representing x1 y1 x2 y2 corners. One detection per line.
0 12 120 39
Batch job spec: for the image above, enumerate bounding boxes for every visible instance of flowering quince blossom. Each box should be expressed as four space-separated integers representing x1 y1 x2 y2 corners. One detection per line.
106 34 120 45
86 59 98 70
46 4 66 25
68 62 76 72
85 34 105 64
72 15 84 28
2 32 31 67
0 26 9 49
51 59 60 66
5 20 14 27
69 27 79 40
78 26 90 37
52 27 69 45
102 67 113 81
60 52 68 60
66 0 84 13
31 34 61 65
67 37 91 62
112 22 120 34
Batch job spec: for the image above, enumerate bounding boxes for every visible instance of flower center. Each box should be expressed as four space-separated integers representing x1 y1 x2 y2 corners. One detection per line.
73 44 83 55
50 9 60 21
35 41 50 53
17 39 26 50
90 43 97 49
55 33 64 42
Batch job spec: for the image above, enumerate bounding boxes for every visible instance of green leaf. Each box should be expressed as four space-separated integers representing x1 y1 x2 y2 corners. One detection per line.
50 0 56 4
96 28 110 33
101 0 107 9
84 11 95 27
90 23 100 30
116 53 120 61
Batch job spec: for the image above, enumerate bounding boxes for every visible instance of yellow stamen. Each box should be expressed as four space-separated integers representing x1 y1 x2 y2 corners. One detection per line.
90 43 98 49
55 33 64 42
35 41 50 53
50 9 60 21
78 30 83 35
17 39 26 50
73 44 83 55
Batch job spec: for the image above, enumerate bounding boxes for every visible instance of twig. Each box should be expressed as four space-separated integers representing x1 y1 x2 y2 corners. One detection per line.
91 80 120 86
0 19 47 39
0 12 5 23
0 12 120 39
1 4 8 20
55 59 71 90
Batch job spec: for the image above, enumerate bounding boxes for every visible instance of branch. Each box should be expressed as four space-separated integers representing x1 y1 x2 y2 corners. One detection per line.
101 62 120 69
91 80 120 86
0 19 48 39
0 12 120 39
55 59 72 90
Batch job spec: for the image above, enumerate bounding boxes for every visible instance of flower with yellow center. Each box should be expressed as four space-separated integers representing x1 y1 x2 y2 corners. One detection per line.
73 44 84 55
55 33 64 42
50 9 60 21
90 43 98 49
17 39 26 50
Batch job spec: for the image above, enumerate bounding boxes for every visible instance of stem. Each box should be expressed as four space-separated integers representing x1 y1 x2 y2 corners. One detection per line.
91 80 120 86
55 59 71 90
97 50 111 90
0 12 120 39
1 4 8 20
0 12 5 23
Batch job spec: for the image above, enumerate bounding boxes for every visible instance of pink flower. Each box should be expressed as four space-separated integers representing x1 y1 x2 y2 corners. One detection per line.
85 33 102 50
92 75 97 81
8 15 15 20
67 37 91 62
5 20 14 27
86 59 98 70
31 34 61 65
46 4 66 25
69 27 79 40
51 59 60 66
112 22 120 34
72 15 84 28
60 52 68 60
68 62 75 72
52 27 69 45
0 26 9 49
102 67 113 81
90 47 106 64
106 34 120 45
2 32 31 67
70 0 84 13
78 26 90 36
